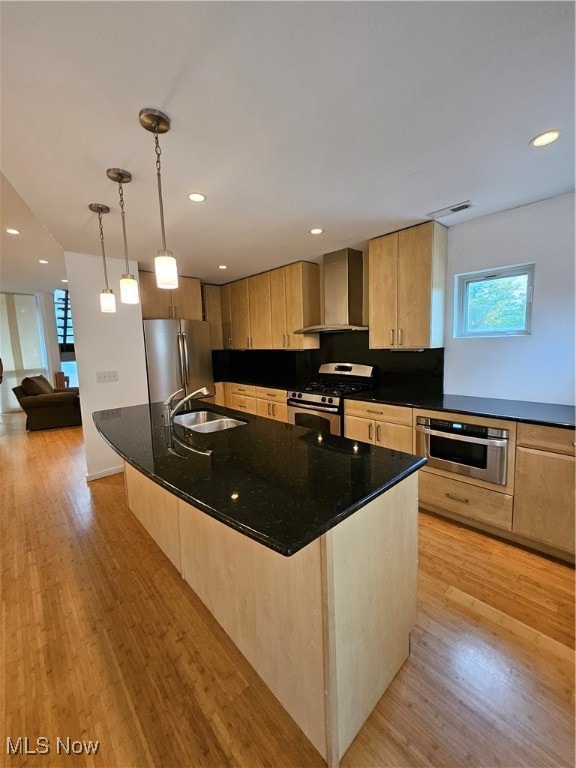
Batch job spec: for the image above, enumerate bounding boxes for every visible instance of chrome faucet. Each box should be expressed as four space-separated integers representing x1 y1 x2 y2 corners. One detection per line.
163 386 210 424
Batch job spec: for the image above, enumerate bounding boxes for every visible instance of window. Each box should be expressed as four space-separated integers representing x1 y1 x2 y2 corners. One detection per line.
455 264 534 338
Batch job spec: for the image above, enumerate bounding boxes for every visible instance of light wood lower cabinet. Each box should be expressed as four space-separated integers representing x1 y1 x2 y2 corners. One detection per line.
124 462 182 571
227 383 258 415
513 424 575 554
419 470 513 531
344 401 413 453
255 386 288 422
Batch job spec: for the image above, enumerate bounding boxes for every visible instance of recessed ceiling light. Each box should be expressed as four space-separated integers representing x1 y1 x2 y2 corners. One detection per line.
530 129 560 147
6 228 20 235
310 228 323 235
188 192 206 202
218 265 228 270
39 259 49 264
61 279 69 283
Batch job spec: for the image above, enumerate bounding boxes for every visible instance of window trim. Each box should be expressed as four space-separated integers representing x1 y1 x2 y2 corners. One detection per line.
454 263 535 339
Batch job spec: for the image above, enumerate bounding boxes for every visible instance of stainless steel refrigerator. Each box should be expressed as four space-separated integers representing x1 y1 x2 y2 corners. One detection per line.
143 319 214 404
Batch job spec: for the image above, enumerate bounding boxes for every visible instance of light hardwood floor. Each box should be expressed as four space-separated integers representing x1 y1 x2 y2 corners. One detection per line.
1 414 574 768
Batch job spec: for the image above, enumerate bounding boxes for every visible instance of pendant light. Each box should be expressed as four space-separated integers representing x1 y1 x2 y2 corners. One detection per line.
107 168 139 304
139 107 179 290
89 203 116 313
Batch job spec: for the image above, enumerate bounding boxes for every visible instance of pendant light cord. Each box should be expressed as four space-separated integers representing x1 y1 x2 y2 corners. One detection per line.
97 212 110 290
118 181 130 272
155 129 167 252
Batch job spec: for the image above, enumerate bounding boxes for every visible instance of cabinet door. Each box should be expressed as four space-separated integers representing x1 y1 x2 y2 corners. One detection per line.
230 279 251 349
375 422 413 453
285 262 320 350
344 415 374 444
397 224 433 348
256 398 287 421
368 233 398 348
202 284 224 349
513 447 575 553
221 284 232 349
248 272 272 349
270 268 287 348
139 270 172 319
174 276 202 320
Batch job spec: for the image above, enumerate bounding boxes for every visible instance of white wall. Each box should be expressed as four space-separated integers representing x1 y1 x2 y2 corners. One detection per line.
444 192 575 405
37 291 60 384
65 251 148 480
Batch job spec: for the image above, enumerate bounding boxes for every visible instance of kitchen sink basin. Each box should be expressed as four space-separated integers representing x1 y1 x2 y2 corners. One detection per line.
173 411 247 433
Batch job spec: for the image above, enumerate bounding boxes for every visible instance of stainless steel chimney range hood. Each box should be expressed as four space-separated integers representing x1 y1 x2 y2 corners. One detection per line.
295 247 368 334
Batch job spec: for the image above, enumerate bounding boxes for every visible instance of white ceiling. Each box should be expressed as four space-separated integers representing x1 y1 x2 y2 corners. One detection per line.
1 1 574 295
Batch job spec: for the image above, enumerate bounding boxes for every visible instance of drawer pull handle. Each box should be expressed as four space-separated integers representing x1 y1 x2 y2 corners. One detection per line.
367 409 383 415
446 492 469 504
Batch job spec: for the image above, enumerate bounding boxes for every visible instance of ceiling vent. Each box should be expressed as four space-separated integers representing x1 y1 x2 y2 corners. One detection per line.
426 200 473 219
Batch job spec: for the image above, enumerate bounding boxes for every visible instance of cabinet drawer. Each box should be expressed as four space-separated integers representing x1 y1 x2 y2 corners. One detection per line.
344 400 412 426
228 392 257 414
229 383 257 397
516 423 575 456
255 386 287 403
419 470 513 530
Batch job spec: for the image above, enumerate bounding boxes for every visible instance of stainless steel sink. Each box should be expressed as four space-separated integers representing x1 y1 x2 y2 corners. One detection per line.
173 411 246 433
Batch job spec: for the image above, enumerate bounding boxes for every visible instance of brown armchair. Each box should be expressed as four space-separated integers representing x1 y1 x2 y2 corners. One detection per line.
12 375 82 431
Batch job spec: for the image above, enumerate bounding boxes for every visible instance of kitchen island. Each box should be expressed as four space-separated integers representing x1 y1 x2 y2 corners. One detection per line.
94 402 425 766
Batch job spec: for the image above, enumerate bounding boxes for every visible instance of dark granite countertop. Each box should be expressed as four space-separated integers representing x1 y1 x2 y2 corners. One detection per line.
345 388 575 428
216 376 574 428
93 402 425 557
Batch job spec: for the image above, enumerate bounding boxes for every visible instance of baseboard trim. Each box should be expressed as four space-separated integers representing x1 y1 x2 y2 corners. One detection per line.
86 465 124 481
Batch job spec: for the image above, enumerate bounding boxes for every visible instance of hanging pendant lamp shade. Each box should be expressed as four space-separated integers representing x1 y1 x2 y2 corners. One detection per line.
139 107 179 290
107 168 140 304
89 203 117 314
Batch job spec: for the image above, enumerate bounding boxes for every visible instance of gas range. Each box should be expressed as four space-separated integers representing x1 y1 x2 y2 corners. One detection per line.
289 380 369 408
287 363 375 435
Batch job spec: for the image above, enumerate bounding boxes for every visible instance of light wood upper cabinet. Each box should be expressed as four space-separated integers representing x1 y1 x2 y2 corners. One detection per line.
139 270 202 320
270 262 320 349
368 221 447 349
270 267 288 348
221 284 232 349
230 279 251 349
513 425 575 554
248 272 272 349
211 261 320 351
202 284 224 349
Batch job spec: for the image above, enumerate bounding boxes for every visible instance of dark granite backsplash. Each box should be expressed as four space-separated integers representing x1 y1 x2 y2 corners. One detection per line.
212 331 444 392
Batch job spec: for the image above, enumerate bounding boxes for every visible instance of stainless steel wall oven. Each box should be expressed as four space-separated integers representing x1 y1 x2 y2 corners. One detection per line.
415 416 509 485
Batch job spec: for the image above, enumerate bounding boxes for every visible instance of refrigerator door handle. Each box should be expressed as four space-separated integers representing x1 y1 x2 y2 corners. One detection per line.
177 331 186 391
181 331 190 388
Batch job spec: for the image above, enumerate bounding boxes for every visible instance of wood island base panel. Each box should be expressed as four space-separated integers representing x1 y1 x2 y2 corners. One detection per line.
125 463 418 765
95 402 424 766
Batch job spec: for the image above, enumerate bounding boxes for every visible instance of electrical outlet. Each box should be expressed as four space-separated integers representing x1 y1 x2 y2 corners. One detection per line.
96 370 118 383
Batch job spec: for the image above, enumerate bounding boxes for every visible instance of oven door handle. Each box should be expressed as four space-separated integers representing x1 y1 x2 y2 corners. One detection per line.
415 425 508 448
287 401 340 414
